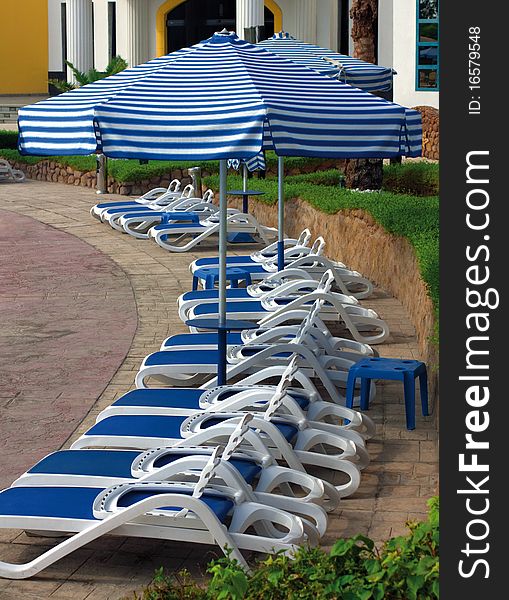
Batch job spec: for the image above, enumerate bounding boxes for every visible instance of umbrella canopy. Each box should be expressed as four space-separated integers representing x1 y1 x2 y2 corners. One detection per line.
258 31 395 92
18 33 420 159
17 45 201 156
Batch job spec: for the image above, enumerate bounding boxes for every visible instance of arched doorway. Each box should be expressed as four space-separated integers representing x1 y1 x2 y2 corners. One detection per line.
156 0 282 55
166 0 235 53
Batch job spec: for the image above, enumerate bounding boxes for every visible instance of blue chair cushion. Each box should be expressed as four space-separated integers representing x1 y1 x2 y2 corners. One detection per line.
117 489 233 522
27 450 139 478
84 415 187 439
181 289 250 301
104 206 156 215
112 388 204 409
151 222 206 231
0 486 233 523
27 448 261 486
144 349 221 366
194 256 257 267
162 333 244 348
193 301 264 316
0 486 100 520
118 211 164 218
152 453 261 484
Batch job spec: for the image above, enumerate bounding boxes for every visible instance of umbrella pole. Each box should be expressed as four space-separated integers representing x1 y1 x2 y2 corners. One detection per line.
242 163 249 213
218 159 228 386
277 156 284 271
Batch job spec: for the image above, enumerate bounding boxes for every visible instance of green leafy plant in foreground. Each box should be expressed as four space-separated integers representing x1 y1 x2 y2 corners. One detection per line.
130 497 439 600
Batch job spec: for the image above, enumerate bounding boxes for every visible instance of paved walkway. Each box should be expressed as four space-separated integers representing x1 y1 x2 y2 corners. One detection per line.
0 210 137 489
0 180 438 599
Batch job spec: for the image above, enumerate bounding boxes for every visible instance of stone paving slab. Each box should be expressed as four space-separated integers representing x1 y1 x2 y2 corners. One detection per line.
0 180 438 598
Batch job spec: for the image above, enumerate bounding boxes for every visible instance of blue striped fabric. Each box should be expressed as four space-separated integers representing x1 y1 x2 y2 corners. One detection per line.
18 32 421 160
17 46 200 156
258 32 394 92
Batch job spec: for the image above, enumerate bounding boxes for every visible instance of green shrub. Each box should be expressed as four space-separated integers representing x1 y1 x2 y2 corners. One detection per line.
382 162 439 196
129 497 439 600
0 130 19 150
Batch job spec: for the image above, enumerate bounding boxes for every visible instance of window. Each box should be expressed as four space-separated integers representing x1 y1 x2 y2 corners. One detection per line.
108 2 117 60
416 0 439 90
61 2 67 68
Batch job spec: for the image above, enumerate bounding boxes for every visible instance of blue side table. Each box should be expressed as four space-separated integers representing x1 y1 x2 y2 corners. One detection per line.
226 189 265 243
192 267 252 291
345 357 429 430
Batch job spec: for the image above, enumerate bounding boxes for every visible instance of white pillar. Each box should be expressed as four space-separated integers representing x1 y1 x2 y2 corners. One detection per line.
293 0 317 44
117 0 149 67
236 0 264 40
66 0 94 80
93 0 110 71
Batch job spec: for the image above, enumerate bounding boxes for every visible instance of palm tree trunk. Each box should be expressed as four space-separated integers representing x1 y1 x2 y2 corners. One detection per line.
345 0 383 190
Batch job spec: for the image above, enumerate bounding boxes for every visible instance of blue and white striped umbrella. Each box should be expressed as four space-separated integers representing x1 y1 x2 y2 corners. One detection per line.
17 46 200 156
258 32 395 92
18 31 422 385
18 32 420 159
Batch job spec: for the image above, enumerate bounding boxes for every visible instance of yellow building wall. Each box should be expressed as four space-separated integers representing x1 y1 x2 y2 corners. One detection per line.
0 0 49 95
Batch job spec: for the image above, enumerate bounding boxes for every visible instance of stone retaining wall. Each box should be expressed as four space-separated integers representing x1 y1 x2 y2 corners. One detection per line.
4 158 340 195
413 106 439 161
4 160 198 196
228 195 439 413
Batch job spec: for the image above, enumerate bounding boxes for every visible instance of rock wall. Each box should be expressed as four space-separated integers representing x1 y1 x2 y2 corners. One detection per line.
3 158 340 195
413 106 439 161
3 160 197 195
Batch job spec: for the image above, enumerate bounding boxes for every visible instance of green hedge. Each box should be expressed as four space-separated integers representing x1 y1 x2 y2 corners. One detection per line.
382 162 439 196
205 172 439 316
0 130 19 150
130 497 439 600
0 146 439 197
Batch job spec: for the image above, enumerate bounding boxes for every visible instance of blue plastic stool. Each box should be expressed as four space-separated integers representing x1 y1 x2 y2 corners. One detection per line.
345 357 429 430
192 267 253 291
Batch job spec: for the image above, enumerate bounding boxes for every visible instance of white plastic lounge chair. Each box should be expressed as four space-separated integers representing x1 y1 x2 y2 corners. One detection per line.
136 296 379 410
183 279 389 345
116 192 228 238
148 212 278 252
189 236 374 300
71 367 369 483
91 179 184 219
101 357 375 448
179 269 360 321
0 159 25 183
0 418 313 578
190 229 314 270
14 415 339 521
161 311 377 370
103 188 214 231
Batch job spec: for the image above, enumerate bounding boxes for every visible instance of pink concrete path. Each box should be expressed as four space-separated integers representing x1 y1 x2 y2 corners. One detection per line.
0 210 137 488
